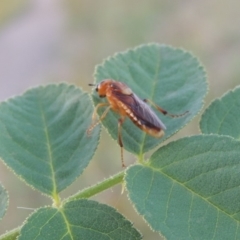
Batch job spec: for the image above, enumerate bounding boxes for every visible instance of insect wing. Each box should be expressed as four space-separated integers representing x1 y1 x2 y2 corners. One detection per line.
115 92 166 131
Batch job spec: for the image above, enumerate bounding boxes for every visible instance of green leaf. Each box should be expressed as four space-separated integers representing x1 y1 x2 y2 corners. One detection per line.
200 86 240 140
0 84 100 197
125 135 240 240
94 44 207 156
0 183 8 220
19 199 142 240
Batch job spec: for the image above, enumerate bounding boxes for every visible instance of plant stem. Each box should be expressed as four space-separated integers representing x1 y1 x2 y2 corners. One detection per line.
138 152 144 164
65 171 125 203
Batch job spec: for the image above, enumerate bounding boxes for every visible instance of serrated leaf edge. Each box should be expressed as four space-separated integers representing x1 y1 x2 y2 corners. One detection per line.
199 85 240 137
0 83 101 199
0 226 21 240
0 182 9 221
125 134 240 238
92 43 208 158
18 199 142 240
124 169 165 238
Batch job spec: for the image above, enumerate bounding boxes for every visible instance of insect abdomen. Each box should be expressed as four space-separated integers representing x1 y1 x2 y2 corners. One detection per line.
122 103 165 138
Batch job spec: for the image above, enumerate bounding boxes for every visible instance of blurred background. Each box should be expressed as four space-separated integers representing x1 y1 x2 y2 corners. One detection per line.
0 0 239 239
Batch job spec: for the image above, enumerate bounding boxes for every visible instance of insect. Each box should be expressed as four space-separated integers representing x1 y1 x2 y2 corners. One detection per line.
87 79 188 167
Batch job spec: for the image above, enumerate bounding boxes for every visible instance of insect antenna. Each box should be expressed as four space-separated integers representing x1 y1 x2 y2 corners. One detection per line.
88 83 96 86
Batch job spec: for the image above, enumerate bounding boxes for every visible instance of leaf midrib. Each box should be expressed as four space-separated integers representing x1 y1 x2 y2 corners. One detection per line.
216 92 238 135
59 208 74 240
139 47 161 156
38 94 58 199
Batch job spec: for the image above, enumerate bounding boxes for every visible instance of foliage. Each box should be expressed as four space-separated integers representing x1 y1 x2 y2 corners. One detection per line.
0 44 239 239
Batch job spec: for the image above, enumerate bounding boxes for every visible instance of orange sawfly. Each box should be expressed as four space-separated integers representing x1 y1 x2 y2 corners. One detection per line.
87 79 188 167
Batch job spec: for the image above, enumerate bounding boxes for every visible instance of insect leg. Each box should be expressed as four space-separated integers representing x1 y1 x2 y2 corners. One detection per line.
118 117 126 168
143 99 188 118
91 103 109 121
87 104 111 135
